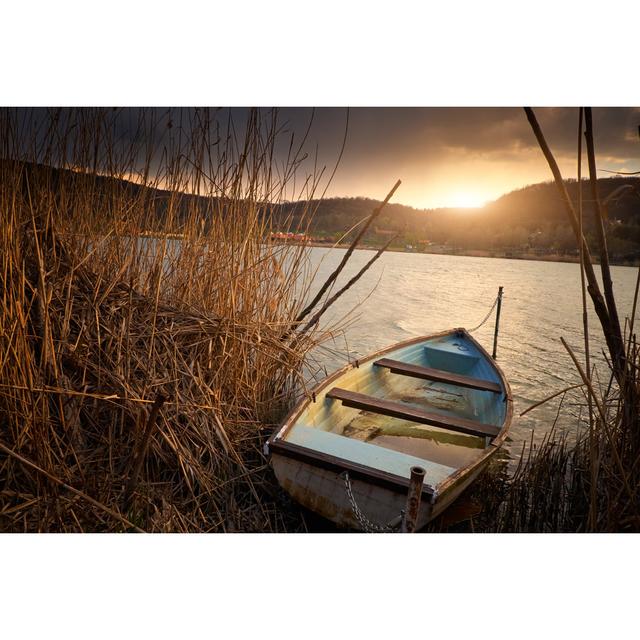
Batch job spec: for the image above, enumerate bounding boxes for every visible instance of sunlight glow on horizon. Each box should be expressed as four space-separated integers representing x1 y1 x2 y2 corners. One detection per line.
445 191 488 209
340 172 525 210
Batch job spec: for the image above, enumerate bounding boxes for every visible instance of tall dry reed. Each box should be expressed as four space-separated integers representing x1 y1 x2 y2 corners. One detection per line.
0 107 349 532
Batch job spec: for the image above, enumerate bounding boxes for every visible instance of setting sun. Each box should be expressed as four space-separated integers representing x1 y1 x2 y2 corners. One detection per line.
447 192 487 208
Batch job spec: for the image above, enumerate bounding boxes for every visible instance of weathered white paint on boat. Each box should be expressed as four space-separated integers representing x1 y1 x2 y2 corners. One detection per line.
268 328 513 531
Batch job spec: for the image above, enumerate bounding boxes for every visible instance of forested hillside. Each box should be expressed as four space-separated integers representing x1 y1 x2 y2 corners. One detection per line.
279 177 640 259
7 161 640 260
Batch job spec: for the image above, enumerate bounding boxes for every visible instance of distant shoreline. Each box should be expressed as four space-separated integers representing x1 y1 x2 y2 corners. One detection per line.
136 233 640 267
300 241 640 267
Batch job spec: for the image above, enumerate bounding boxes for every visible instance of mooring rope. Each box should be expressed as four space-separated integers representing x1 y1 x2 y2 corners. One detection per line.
467 292 501 333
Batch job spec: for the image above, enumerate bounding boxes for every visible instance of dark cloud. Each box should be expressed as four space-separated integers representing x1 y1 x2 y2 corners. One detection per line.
284 107 640 161
277 107 640 203
6 107 640 207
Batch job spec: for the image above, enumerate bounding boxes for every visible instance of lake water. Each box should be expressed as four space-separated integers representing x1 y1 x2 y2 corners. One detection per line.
303 247 639 466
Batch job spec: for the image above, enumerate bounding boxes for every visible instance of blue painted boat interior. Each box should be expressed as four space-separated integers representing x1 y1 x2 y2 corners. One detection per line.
282 331 507 486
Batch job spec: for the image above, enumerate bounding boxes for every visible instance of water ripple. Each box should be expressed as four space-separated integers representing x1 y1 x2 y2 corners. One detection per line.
306 248 638 460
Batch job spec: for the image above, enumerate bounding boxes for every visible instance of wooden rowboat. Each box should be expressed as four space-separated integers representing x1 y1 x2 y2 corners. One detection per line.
267 328 513 531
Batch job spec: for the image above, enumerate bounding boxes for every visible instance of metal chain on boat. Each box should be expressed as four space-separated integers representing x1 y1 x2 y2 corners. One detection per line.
340 471 400 533
467 292 500 333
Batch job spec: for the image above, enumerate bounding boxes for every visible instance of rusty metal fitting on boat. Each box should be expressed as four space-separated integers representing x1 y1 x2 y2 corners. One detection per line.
401 466 426 533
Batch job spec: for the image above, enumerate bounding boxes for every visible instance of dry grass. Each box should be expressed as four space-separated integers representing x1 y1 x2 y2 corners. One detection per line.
0 107 344 532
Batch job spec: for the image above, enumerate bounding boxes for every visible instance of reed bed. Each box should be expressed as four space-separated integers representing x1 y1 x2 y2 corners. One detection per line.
0 107 357 532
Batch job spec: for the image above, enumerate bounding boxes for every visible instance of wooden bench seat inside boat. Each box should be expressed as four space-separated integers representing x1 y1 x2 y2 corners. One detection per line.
285 424 456 487
373 358 502 394
326 388 501 439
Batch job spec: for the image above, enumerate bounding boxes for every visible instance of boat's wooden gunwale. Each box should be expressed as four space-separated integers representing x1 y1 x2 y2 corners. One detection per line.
435 330 514 500
268 327 514 510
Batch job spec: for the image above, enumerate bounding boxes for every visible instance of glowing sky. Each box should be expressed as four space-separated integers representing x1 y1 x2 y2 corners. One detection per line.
12 107 640 210
268 107 640 209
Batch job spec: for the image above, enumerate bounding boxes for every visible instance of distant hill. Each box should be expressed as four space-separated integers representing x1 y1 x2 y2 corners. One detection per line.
5 160 640 260
277 177 640 259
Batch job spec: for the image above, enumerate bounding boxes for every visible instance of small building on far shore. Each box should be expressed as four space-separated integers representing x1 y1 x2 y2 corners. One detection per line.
270 231 312 243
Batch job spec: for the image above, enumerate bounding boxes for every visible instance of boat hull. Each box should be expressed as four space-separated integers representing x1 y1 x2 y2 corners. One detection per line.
272 443 497 531
269 328 513 531
272 451 432 531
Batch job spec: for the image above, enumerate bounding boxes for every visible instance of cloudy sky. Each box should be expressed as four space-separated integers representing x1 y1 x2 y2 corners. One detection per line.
12 107 640 210
270 107 640 209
